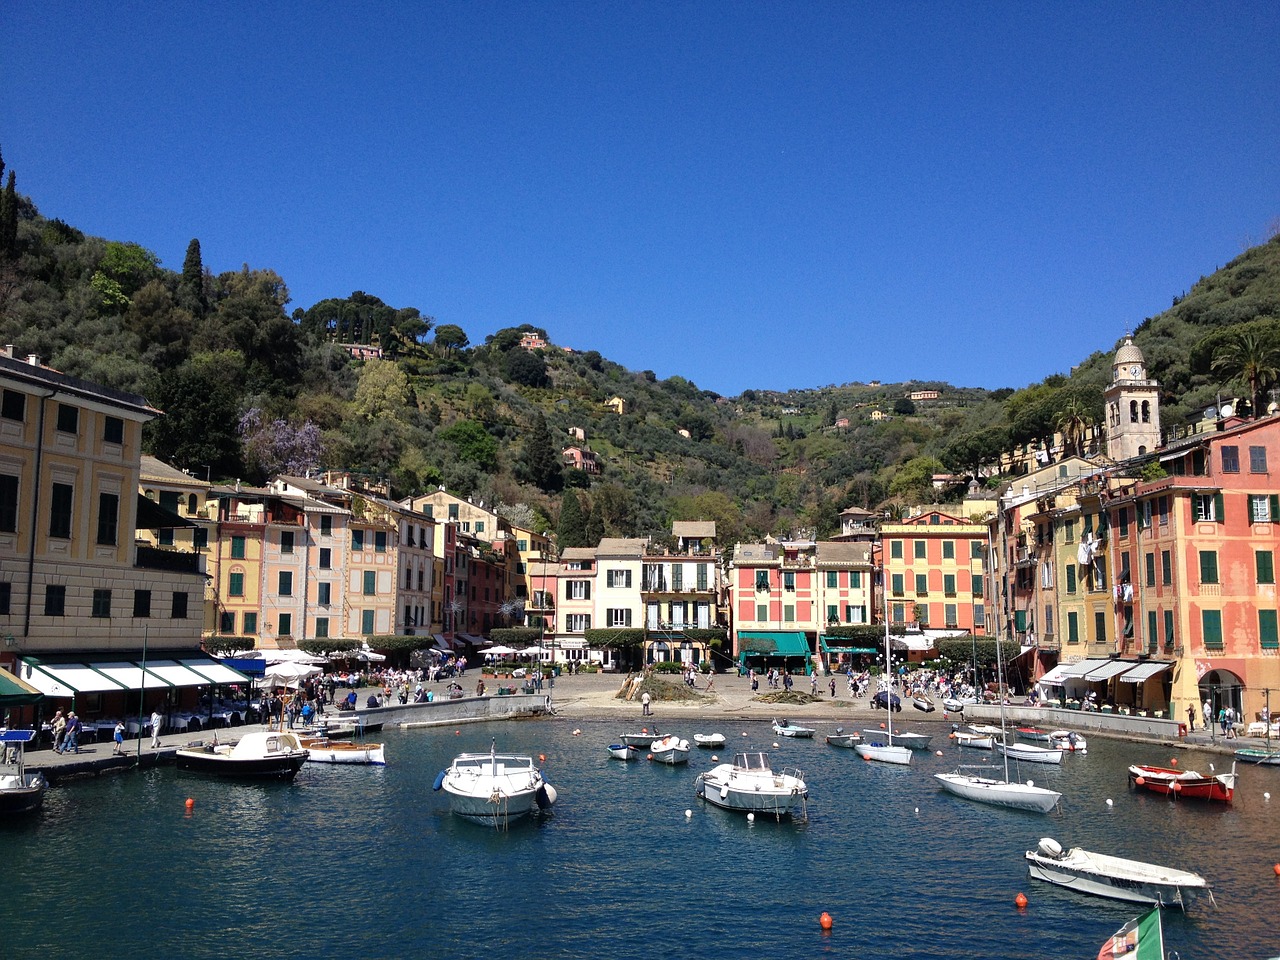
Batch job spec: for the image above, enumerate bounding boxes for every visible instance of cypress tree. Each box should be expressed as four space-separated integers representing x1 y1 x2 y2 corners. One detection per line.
181 238 206 311
557 491 586 549
524 413 563 492
584 502 605 546
0 171 16 260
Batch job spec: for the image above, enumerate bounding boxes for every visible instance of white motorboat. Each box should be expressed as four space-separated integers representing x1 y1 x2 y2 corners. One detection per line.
0 730 47 816
175 731 309 780
825 728 862 748
1025 837 1210 909
912 694 937 713
771 719 815 739
968 724 1003 736
619 731 662 748
693 733 726 750
649 734 690 765
300 737 386 765
953 731 994 750
864 728 931 751
433 740 557 827
607 743 635 761
1048 730 1088 753
942 696 978 713
695 752 808 820
999 741 1063 765
935 769 1061 813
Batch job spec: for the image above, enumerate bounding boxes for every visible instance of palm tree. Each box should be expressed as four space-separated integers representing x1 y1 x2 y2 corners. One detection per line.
1211 329 1280 419
1055 397 1091 458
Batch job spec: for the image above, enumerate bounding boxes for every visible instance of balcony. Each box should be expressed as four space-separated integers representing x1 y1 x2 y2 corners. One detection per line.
136 544 204 574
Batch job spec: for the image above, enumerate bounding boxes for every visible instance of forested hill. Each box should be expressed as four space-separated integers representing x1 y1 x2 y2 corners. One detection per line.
0 148 1276 546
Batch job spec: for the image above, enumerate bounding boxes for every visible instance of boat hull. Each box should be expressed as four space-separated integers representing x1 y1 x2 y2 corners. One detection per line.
999 743 1063 765
1025 846 1206 908
954 733 994 750
445 788 540 825
303 740 386 765
695 753 807 819
825 733 861 748
934 773 1060 813
174 751 307 780
854 742 912 765
1235 748 1280 765
0 776 47 815
437 750 555 826
693 734 726 749
1128 764 1234 802
607 744 634 760
771 722 814 738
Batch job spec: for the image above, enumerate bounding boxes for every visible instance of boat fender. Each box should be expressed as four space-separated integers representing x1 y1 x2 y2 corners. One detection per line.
720 785 730 800
535 783 557 809
1037 838 1063 859
432 770 446 792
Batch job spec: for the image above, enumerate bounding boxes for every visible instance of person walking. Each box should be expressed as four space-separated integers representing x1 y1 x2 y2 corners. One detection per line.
61 713 82 754
50 711 66 752
1186 703 1196 732
641 691 652 716
112 720 125 756
150 709 164 748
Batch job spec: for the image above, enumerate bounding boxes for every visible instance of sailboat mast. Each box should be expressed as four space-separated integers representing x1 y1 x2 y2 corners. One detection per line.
884 566 893 745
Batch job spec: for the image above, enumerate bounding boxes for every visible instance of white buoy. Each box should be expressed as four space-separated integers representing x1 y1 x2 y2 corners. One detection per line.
747 813 755 822
1026 780 1034 787
914 807 919 814
773 742 780 748
711 755 719 761
1266 792 1272 801
1106 798 1113 807
685 809 692 818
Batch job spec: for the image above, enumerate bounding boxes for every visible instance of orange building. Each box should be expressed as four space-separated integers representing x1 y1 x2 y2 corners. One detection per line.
881 511 987 633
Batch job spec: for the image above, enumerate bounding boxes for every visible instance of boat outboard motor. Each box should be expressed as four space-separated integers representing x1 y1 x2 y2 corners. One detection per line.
1037 838 1065 859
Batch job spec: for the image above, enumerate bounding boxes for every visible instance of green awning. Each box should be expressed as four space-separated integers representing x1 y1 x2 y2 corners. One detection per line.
818 636 879 655
737 631 811 657
0 668 44 706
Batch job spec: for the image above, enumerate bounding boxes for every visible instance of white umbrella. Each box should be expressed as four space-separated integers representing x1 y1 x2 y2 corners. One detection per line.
263 662 321 686
520 645 548 656
485 644 519 656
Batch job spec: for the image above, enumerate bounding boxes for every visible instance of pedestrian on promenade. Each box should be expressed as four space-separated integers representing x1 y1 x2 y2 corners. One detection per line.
704 674 715 693
112 720 125 755
829 677 836 698
811 674 819 696
1186 703 1196 732
150 709 163 748
61 713 82 754
1203 698 1212 732
50 711 66 752
641 691 652 716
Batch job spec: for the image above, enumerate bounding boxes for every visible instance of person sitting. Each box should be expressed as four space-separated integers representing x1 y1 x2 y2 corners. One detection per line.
366 693 380 708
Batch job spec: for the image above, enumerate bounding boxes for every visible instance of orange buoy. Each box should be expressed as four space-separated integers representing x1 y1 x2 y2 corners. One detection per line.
862 754 871 762
1171 780 1182 793
539 754 546 762
879 722 886 730
455 730 460 735
642 728 649 734
184 798 195 810
1170 758 1178 766
819 911 833 930
948 732 956 739
1134 776 1145 786
647 753 654 761
1015 892 1028 908
1273 864 1280 876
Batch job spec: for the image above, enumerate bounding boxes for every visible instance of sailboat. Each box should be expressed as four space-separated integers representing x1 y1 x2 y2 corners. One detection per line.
854 589 912 766
934 635 1062 812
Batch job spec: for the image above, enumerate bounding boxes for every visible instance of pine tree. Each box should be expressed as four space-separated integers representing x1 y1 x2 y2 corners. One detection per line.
557 491 586 549
523 413 563 492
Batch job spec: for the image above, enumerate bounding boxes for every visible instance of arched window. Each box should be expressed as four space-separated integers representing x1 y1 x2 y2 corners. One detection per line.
1129 400 1139 423
1110 403 1120 427
1141 401 1150 423
1138 445 1147 456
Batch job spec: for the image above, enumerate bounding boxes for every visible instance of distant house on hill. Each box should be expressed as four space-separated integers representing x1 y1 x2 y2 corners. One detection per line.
568 426 586 441
908 390 940 402
870 410 888 422
341 343 383 361
519 332 547 351
834 417 850 428
563 445 600 474
604 396 626 415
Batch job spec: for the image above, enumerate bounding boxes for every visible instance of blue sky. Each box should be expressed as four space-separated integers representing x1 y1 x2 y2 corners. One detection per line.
5 4 1278 397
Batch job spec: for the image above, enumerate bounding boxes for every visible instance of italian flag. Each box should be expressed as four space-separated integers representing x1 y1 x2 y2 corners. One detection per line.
1097 906 1163 959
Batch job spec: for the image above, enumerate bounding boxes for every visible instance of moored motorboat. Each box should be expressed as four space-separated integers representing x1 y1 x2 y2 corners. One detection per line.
1128 763 1235 802
968 724 1002 736
607 743 634 761
999 741 1063 765
175 731 309 780
434 740 557 827
935 769 1061 813
619 731 662 748
0 730 47 816
825 728 861 748
695 752 808 820
953 731 994 750
866 729 931 751
1025 837 1210 908
1048 730 1087 753
772 719 815 739
693 733 726 750
1234 747 1280 765
1016 726 1051 742
300 737 386 765
649 735 690 765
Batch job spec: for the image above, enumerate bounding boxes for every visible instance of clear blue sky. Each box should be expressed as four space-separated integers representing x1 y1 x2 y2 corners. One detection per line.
5 4 1278 397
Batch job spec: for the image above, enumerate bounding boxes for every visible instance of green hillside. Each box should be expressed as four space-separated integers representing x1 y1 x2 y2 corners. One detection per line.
1 146 1276 547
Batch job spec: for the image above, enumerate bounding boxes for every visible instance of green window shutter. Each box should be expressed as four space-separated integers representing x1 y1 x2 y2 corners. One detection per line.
891 573 903 595
1147 611 1157 649
1202 610 1223 648
1164 610 1174 646
1258 551 1275 585
1065 565 1076 593
944 574 956 595
1214 492 1225 524
756 604 767 621
1199 551 1218 585
1144 553 1155 587
1067 612 1078 643
971 575 983 598
827 570 837 588
1259 610 1279 649
851 571 861 588
1270 494 1280 521
890 540 903 559
827 605 838 622
1014 610 1027 631
915 573 928 594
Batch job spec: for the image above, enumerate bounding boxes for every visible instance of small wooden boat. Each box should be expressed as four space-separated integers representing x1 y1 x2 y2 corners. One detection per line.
0 730 47 816
968 724 1002 736
1048 730 1088 753
649 735 690 765
999 741 1063 765
175 731 309 780
772 719 815 739
913 694 937 713
1025 837 1209 908
825 728 862 748
619 732 662 748
693 733 726 749
607 743 635 761
1235 747 1280 766
954 731 994 750
867 729 931 751
1128 763 1235 802
1016 726 1051 742
942 696 977 713
300 737 386 765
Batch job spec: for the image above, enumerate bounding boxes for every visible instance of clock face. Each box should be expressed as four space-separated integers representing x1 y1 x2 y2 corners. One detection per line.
1129 365 1141 377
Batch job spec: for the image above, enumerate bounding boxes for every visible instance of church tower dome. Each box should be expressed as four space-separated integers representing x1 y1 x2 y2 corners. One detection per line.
1104 335 1160 460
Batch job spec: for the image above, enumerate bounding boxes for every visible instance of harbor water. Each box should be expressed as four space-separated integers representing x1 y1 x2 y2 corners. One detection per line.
3 719 1277 959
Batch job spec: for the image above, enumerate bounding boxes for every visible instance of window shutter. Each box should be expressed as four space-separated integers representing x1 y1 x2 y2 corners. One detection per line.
564 581 571 600
626 570 632 588
584 582 591 600
1271 494 1279 521
1214 492 1225 524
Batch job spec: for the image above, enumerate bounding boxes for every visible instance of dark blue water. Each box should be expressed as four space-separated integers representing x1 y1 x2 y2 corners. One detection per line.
3 721 1277 959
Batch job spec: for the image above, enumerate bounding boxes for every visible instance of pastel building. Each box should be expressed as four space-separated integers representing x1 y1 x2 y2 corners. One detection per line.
881 511 987 633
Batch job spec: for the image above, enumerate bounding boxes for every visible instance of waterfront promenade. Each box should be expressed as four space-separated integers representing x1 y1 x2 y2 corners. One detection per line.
19 666 1247 782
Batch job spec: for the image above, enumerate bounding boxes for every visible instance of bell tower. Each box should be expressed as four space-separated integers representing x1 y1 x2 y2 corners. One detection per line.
1104 335 1161 461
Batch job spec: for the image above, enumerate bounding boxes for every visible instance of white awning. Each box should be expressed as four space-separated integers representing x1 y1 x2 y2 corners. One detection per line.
1036 664 1074 686
145 660 217 687
20 665 78 697
1118 661 1174 683
178 659 252 684
892 636 934 652
94 662 174 690
1084 660 1140 682
1056 658 1111 678
34 663 127 693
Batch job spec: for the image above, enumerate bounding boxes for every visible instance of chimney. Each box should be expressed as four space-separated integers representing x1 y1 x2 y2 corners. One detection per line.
27 354 39 366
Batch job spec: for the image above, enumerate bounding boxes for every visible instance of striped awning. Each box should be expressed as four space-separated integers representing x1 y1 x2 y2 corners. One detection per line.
18 652 250 695
1083 660 1139 682
1117 661 1174 683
